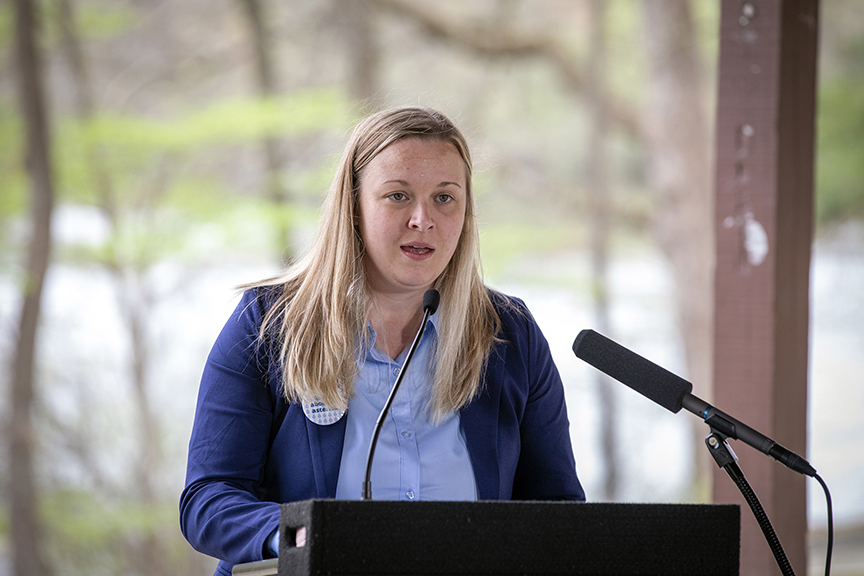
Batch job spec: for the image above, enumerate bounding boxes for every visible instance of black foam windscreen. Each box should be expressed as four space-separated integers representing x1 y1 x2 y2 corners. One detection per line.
572 329 692 413
423 289 440 314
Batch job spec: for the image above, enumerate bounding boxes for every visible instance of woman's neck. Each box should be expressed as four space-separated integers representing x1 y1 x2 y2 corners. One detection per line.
367 292 426 360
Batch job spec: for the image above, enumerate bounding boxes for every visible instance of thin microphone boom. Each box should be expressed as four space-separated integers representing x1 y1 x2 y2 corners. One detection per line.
361 289 441 500
572 329 816 477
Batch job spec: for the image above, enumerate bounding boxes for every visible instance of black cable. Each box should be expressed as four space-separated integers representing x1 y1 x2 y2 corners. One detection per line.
814 473 833 576
723 461 796 576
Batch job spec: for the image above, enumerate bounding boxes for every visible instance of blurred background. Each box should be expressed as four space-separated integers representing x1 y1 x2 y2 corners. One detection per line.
1 0 863 574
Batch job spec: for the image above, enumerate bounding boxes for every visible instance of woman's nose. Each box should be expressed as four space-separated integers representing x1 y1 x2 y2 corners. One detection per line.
408 201 434 231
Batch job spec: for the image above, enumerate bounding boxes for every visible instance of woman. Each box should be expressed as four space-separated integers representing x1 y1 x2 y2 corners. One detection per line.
180 107 585 575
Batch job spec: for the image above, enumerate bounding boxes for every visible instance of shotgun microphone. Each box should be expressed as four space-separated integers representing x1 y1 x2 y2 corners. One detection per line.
572 329 816 477
361 289 440 500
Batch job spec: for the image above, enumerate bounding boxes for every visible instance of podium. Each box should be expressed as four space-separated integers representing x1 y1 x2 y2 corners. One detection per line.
235 499 739 575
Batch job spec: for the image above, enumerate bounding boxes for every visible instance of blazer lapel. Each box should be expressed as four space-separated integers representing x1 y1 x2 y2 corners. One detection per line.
305 416 348 498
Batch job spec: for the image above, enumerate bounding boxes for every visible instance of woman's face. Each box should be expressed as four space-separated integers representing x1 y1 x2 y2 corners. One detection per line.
357 138 467 300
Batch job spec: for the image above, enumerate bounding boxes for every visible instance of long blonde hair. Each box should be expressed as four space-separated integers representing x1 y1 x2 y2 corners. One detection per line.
245 107 500 419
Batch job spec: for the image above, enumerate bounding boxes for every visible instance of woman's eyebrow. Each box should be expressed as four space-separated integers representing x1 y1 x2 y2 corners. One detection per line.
437 181 463 189
381 179 463 189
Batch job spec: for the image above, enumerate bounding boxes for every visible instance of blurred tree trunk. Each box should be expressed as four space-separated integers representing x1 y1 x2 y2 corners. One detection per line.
9 0 55 574
56 0 167 573
343 0 381 111
640 0 714 498
238 0 291 260
586 0 620 501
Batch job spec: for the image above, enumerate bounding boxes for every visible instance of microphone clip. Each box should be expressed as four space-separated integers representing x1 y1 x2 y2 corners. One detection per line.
705 430 738 470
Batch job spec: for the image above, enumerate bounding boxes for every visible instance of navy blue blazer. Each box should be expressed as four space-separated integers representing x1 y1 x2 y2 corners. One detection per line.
180 288 585 575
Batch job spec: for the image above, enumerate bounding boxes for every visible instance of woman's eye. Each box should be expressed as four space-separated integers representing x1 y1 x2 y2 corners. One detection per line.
389 192 406 201
436 193 453 203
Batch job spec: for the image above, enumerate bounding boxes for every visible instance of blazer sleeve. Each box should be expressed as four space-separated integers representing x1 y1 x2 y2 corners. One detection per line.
179 288 281 565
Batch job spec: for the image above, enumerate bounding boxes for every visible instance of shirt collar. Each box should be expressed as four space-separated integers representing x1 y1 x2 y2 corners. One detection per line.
360 308 440 361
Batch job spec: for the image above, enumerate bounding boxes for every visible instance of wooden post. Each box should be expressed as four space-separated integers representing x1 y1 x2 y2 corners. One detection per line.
712 1 818 574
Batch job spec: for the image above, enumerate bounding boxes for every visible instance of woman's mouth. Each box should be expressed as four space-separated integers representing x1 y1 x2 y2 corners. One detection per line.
401 244 434 259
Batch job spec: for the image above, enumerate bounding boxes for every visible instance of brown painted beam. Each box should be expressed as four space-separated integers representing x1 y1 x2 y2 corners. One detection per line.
712 1 818 574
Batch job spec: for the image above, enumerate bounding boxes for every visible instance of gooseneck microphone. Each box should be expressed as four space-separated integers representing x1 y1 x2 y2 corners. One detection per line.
361 289 441 500
572 329 816 477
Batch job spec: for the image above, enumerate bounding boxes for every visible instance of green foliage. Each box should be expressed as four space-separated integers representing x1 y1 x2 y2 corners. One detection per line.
57 89 350 202
0 4 13 54
816 50 864 226
689 0 721 73
283 160 341 202
49 87 351 265
41 488 188 576
80 90 348 154
73 2 137 39
0 505 7 539
0 101 26 268
0 104 26 220
605 0 648 103
479 221 583 279
0 86 350 273
0 1 133 55
40 1 137 47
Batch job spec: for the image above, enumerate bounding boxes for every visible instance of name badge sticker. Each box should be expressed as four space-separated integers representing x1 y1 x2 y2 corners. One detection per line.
301 399 346 426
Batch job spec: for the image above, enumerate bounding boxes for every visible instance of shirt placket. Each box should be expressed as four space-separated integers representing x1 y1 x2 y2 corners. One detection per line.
388 361 421 500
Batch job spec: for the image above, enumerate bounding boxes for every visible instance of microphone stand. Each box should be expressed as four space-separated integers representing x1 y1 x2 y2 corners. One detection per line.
704 428 796 576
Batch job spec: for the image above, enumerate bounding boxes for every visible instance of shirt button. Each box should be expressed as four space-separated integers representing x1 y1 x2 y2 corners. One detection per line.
401 431 412 439
406 490 416 500
393 367 401 376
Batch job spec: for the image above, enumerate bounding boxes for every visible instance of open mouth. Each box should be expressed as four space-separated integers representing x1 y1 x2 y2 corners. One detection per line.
401 245 434 257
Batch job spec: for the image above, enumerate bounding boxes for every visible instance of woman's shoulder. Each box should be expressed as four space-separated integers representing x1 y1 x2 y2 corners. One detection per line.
485 288 540 342
228 284 276 320
486 288 530 319
236 280 295 316
246 283 284 306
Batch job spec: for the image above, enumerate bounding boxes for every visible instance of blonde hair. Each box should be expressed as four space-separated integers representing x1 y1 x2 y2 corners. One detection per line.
245 107 500 419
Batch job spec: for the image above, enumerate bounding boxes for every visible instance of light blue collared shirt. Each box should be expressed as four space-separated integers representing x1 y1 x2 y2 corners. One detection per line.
334 315 478 501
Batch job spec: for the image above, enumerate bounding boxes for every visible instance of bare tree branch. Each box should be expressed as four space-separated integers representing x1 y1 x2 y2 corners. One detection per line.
369 0 642 137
